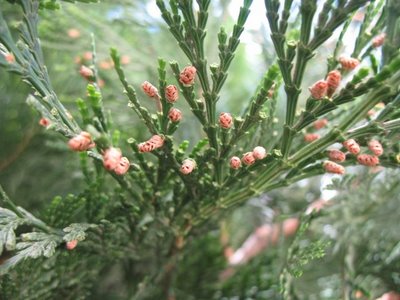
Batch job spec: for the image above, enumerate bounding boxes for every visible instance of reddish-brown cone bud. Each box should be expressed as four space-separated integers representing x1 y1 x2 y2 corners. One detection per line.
68 131 95 152
138 135 164 153
368 140 384 156
148 135 164 148
328 149 346 162
165 85 179 103
141 81 159 98
179 66 197 87
242 152 255 166
66 240 78 250
138 142 151 153
253 146 267 160
5 53 15 63
219 112 233 129
357 154 379 166
180 159 196 175
309 80 328 99
168 108 182 123
323 161 345 175
339 56 360 70
304 133 320 142
313 118 328 130
114 157 130 175
79 65 94 80
326 70 341 96
102 147 123 171
343 139 360 155
39 118 50 127
230 156 241 169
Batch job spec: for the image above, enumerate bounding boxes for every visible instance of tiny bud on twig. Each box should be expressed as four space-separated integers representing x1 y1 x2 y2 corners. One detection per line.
5 53 15 63
219 112 233 129
165 85 179 103
66 240 78 250
138 135 165 152
339 56 360 70
180 159 196 175
114 157 130 175
39 118 50 127
252 146 267 160
230 156 241 169
343 139 360 155
138 142 152 153
179 66 197 87
328 149 346 162
309 80 328 99
368 140 383 156
313 118 328 130
141 81 159 98
79 65 94 81
357 154 379 166
242 152 255 166
304 133 320 142
323 161 345 174
103 147 123 171
168 108 182 123
326 70 341 96
68 131 95 152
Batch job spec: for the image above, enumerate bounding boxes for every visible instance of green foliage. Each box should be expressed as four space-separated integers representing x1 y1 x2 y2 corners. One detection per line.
0 232 61 275
38 0 99 10
62 223 95 242
175 233 226 300
287 239 330 278
0 208 27 254
44 194 86 227
218 250 282 299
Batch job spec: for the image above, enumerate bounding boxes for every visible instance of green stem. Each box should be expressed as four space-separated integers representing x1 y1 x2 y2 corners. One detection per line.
0 185 24 219
280 0 317 158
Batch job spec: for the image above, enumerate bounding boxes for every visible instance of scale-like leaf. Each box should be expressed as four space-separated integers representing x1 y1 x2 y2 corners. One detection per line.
63 223 96 242
0 208 27 255
0 232 62 275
